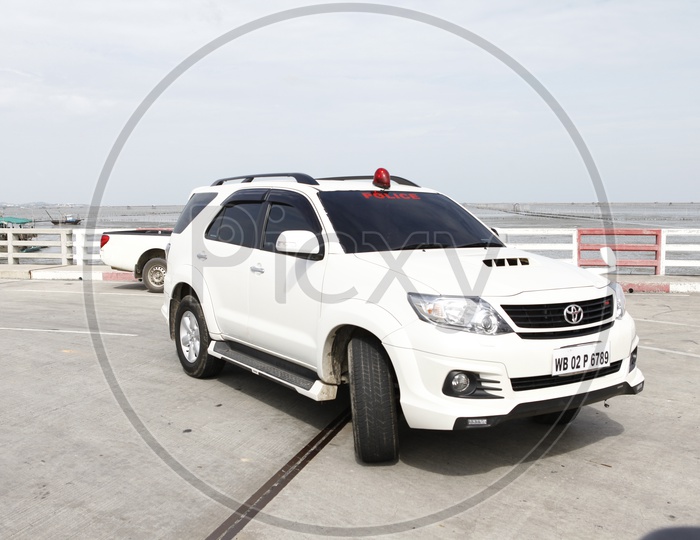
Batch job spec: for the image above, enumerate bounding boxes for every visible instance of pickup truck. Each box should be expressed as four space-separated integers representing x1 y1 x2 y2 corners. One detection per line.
100 229 172 292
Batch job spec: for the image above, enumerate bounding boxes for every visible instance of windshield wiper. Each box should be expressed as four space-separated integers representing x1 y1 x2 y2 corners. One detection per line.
455 240 504 249
399 239 504 251
399 242 452 251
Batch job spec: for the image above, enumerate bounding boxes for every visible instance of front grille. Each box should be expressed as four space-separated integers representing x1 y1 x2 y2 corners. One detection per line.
511 360 623 392
501 295 614 329
517 321 614 340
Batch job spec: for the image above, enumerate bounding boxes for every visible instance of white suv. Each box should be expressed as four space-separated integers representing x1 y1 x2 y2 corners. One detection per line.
162 169 644 463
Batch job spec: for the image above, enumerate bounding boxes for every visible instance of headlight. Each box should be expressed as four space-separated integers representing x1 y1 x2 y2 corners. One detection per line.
608 282 626 319
408 293 513 335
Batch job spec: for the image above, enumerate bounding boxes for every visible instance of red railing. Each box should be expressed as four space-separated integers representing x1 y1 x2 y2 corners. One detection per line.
577 229 662 275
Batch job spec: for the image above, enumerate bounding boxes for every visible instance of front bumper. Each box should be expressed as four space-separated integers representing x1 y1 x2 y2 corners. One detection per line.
383 314 644 430
453 379 644 429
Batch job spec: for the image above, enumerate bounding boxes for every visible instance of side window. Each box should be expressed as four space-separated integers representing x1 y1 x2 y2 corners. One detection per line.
262 191 322 253
205 202 264 248
173 192 217 234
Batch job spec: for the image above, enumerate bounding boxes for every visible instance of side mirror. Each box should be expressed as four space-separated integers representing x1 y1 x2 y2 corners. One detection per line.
491 227 501 239
275 230 321 257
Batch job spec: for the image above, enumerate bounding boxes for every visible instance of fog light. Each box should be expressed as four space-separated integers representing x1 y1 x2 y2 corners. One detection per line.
451 372 471 393
443 370 478 397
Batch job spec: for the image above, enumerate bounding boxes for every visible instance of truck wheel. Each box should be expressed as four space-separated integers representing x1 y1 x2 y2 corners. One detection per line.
533 407 581 426
175 295 224 378
143 257 166 293
348 332 399 463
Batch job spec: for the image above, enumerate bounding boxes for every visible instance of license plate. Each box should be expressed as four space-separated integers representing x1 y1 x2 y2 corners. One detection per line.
552 342 611 376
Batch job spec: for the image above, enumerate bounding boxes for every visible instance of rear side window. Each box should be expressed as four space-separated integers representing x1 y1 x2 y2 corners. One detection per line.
205 202 264 248
173 192 217 234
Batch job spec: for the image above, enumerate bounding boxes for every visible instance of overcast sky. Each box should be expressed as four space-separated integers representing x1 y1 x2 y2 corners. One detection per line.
1 1 698 205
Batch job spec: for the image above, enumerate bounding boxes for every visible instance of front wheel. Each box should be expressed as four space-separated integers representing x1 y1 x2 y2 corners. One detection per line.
174 295 224 378
142 257 166 293
348 332 399 463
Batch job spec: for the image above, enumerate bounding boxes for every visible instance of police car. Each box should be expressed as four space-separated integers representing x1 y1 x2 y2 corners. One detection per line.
162 169 644 463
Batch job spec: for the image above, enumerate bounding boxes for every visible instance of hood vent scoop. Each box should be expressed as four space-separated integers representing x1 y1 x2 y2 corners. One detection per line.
483 258 530 268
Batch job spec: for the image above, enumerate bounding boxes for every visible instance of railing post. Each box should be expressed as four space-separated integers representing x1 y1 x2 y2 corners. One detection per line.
73 230 84 266
567 229 576 264
60 230 68 265
8 231 15 265
68 229 74 265
659 230 667 276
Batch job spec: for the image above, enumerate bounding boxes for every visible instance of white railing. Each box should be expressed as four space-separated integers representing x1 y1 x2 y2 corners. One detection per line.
0 228 74 265
502 228 700 275
500 228 577 264
2 227 700 275
661 229 700 275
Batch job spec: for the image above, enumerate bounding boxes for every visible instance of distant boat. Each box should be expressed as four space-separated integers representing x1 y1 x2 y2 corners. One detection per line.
50 215 82 225
45 210 82 226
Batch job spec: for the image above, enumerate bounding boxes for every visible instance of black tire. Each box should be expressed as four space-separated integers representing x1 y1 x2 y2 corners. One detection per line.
348 332 399 463
533 407 581 426
175 295 224 378
142 257 166 293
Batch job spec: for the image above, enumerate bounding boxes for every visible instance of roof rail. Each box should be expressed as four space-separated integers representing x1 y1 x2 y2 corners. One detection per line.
211 173 318 186
317 175 420 187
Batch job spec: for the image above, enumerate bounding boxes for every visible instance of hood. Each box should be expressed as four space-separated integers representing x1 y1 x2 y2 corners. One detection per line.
354 247 609 298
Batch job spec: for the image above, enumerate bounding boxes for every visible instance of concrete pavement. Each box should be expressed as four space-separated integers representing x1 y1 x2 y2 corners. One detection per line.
0 280 698 539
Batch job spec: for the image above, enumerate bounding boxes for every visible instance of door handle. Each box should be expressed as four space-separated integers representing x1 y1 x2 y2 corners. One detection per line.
197 252 207 261
250 264 265 274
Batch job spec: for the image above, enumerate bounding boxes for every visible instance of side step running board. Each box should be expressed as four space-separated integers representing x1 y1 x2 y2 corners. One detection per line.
208 340 338 401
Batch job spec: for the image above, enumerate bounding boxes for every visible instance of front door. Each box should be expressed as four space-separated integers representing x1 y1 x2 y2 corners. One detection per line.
246 190 326 368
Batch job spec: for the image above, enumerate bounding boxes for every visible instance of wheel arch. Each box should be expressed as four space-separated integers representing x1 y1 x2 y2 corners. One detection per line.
135 249 166 278
168 283 198 340
318 300 403 385
321 324 399 392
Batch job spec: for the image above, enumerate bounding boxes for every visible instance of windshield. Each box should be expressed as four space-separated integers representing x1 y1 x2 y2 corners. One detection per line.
317 191 504 254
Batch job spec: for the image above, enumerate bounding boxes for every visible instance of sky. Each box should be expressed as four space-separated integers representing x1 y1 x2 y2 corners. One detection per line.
1 0 699 205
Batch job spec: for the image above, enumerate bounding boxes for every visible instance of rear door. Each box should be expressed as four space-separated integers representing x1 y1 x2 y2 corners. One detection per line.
198 189 267 342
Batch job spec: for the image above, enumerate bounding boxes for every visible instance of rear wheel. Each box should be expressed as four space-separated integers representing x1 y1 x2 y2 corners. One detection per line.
533 407 581 426
143 257 166 293
348 332 399 463
175 295 224 378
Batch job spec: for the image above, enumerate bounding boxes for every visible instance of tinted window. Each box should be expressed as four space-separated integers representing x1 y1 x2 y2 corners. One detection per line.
263 191 321 252
317 191 503 253
173 192 217 234
205 202 264 248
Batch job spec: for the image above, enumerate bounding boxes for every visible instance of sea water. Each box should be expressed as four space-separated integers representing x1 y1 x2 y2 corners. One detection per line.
3 202 699 229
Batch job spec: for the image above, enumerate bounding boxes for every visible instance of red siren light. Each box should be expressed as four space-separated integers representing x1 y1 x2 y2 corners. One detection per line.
373 167 391 189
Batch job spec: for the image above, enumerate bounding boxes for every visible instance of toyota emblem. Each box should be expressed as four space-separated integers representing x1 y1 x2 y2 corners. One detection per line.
563 304 584 325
